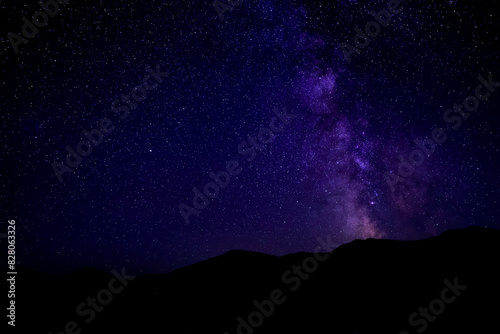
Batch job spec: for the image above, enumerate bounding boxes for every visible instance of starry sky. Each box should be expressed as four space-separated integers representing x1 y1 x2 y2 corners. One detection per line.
1 0 499 275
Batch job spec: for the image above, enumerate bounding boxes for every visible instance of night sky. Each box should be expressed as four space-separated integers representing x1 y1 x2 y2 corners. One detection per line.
1 0 499 275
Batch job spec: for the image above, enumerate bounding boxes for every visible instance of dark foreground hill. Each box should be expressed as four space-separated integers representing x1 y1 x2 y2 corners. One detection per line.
14 226 500 333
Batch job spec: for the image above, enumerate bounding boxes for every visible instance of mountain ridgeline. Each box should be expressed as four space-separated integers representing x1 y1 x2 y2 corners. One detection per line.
16 226 500 333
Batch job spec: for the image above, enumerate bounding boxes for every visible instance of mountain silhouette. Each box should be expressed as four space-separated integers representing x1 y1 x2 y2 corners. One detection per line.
14 226 500 333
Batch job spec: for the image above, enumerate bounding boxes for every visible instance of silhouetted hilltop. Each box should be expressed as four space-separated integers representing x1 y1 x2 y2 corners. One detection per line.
15 226 500 333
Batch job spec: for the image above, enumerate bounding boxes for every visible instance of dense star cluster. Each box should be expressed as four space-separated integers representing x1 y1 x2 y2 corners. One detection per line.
1 0 499 274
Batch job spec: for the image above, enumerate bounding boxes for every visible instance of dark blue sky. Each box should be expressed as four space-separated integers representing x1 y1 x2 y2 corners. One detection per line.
2 0 499 275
